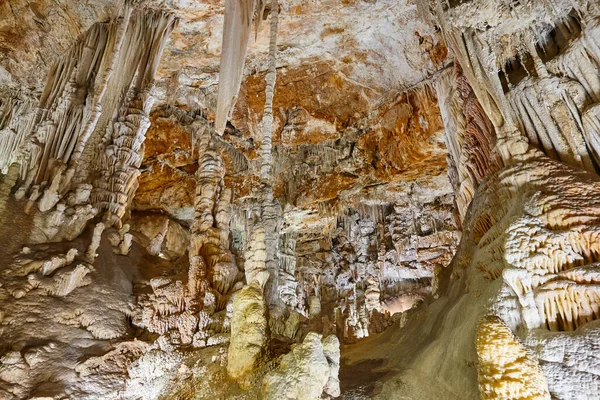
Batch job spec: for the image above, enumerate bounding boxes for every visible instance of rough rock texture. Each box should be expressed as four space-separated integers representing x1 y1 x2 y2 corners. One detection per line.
476 316 550 400
262 332 340 400
227 284 267 389
0 218 141 399
4 0 600 399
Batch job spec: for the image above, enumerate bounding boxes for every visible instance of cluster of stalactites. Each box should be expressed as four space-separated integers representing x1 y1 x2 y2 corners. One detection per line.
0 93 36 175
91 89 153 227
503 18 600 173
435 1 600 173
9 7 177 227
435 62 503 222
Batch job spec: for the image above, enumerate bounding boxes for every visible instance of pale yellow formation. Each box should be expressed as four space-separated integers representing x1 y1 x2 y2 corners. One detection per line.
476 315 550 400
227 284 268 389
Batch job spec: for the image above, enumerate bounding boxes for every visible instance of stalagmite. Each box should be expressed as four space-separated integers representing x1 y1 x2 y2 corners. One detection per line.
227 283 268 389
476 315 551 400
261 332 340 399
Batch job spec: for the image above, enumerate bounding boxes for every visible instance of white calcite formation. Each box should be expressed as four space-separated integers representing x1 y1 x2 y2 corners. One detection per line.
291 195 459 343
0 95 35 174
214 0 257 135
4 0 600 399
473 154 600 398
262 332 341 399
5 7 178 245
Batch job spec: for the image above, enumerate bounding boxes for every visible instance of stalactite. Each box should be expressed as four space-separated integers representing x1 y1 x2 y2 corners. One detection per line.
434 2 600 175
0 93 36 174
66 4 133 181
259 0 278 185
214 0 257 135
434 62 503 221
18 21 111 191
293 198 457 343
507 73 595 172
11 9 177 228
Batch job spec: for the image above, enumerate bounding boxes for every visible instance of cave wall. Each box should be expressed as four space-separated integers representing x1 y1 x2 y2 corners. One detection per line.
2 0 600 399
340 1 600 399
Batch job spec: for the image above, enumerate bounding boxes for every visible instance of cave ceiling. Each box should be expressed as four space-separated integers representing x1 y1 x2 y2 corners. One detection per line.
1 0 452 228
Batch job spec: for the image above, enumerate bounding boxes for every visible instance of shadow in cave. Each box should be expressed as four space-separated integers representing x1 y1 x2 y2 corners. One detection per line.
339 358 390 399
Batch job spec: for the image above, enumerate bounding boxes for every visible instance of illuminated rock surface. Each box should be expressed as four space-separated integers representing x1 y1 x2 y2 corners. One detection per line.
1 0 600 399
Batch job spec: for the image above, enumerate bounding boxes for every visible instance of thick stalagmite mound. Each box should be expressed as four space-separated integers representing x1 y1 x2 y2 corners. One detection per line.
2 0 600 399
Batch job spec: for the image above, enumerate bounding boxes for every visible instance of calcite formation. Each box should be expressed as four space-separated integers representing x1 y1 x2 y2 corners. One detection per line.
2 0 600 399
227 284 268 388
261 332 341 399
476 315 551 400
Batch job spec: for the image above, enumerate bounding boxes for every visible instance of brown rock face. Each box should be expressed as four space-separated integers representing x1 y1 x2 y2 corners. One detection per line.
356 87 447 182
234 60 377 134
0 0 117 89
136 67 448 218
135 115 197 221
